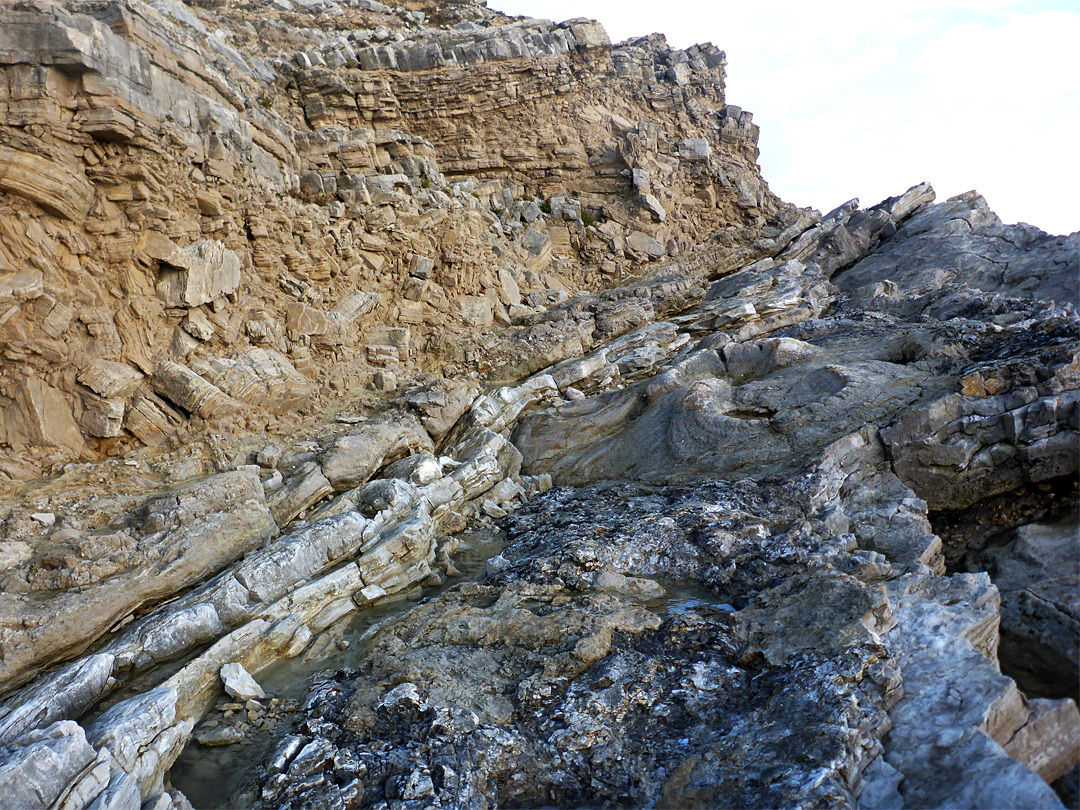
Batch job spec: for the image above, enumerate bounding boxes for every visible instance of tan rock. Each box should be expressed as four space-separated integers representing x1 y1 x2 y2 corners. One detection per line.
79 393 126 438
285 302 329 339
78 108 135 143
151 361 245 421
0 147 94 222
78 360 146 399
9 378 86 456
1004 698 1080 783
195 192 225 217
496 267 521 307
144 235 242 308
0 270 44 306
197 348 315 415
124 394 185 447
451 295 494 327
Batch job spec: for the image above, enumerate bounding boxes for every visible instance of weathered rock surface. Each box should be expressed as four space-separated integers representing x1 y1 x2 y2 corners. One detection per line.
980 520 1080 699
832 192 1079 307
0 178 1073 810
0 0 1076 807
0 0 779 475
0 468 277 694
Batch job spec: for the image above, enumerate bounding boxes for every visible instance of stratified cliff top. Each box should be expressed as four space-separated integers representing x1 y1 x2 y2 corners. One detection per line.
0 0 782 477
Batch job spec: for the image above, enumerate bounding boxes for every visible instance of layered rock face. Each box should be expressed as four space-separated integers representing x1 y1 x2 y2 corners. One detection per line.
0 0 1077 809
0 0 774 477
235 188 1078 810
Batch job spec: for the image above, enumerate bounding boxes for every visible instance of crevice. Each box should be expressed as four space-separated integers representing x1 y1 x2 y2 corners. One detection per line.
930 476 1078 573
927 476 1079 700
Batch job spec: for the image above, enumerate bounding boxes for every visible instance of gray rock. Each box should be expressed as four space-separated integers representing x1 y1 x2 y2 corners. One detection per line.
522 227 550 255
320 413 434 491
625 230 665 258
265 462 334 526
833 192 1079 306
381 454 443 486
638 192 666 222
220 663 265 701
677 137 711 161
0 470 276 695
0 654 114 746
87 686 190 800
85 772 141 810
0 720 96 810
986 521 1080 699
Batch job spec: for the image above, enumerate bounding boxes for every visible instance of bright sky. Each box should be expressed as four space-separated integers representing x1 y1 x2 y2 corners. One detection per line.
490 0 1080 235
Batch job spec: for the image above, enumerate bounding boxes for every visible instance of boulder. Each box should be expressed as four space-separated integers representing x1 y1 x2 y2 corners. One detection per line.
145 236 242 308
219 663 265 701
405 379 478 443
450 296 494 327
152 361 245 421
196 349 315 415
5 378 87 456
626 230 665 259
78 360 146 399
320 413 434 491
677 138 711 161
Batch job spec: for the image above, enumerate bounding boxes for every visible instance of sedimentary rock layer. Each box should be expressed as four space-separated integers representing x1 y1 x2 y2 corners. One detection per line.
0 0 1076 808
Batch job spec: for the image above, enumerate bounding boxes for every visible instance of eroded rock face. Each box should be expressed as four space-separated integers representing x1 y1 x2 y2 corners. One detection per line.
0 468 277 694
831 192 1079 307
219 187 1076 810
981 520 1080 700
0 180 1073 810
0 0 782 476
512 194 1078 495
0 0 1076 805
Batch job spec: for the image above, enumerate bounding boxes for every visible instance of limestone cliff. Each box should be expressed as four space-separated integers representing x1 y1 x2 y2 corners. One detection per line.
0 0 778 477
0 1 1077 810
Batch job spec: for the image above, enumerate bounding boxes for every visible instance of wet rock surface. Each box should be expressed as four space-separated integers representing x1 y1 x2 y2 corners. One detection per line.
247 477 897 810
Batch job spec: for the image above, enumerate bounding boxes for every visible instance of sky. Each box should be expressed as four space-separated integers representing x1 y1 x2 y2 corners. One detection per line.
490 0 1080 235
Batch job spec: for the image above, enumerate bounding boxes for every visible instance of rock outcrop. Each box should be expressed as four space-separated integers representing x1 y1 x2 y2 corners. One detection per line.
0 0 777 477
0 0 1076 809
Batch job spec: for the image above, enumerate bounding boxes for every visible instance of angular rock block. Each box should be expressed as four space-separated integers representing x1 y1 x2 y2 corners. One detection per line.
197 348 316 416
219 663 265 701
151 361 244 421
2 377 86 456
144 234 241 307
